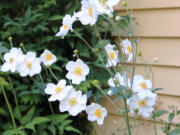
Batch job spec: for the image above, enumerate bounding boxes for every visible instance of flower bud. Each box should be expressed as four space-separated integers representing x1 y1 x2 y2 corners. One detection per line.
20 43 24 47
100 0 105 3
95 48 99 53
92 80 99 87
153 58 159 63
8 36 12 41
73 49 78 54
46 65 51 69
108 13 113 19
134 108 139 113
115 16 121 21
122 1 127 7
137 51 142 56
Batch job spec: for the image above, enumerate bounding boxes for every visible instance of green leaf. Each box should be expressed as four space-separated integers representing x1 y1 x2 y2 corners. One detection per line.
65 126 82 135
0 107 8 117
22 107 35 124
152 88 163 93
154 110 169 117
48 124 56 134
168 112 175 123
0 77 9 86
31 117 50 125
25 123 35 131
175 124 180 127
170 128 180 135
48 15 63 21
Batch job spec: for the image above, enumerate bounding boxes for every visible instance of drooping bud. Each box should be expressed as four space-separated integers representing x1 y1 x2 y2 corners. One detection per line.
20 43 24 47
8 36 12 41
122 1 127 7
137 51 142 56
73 49 78 54
115 16 121 21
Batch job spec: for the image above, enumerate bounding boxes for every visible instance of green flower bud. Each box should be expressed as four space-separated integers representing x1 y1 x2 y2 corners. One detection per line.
20 43 24 47
137 51 142 56
95 48 99 53
92 80 99 87
134 108 139 113
100 0 105 3
8 36 12 41
46 65 51 69
74 49 78 54
122 1 127 7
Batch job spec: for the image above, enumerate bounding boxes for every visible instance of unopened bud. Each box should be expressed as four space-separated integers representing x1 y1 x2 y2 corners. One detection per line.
20 43 24 47
95 48 99 53
134 108 139 113
122 1 127 7
73 49 78 54
108 13 113 19
46 65 51 69
115 16 121 21
8 36 12 41
153 58 159 63
92 80 99 87
137 51 142 56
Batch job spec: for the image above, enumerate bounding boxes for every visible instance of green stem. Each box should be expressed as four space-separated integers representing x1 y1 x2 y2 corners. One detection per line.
7 75 25 133
153 111 158 135
123 98 131 135
1 86 17 135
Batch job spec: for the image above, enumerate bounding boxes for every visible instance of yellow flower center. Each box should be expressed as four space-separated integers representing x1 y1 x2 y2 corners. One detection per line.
63 25 68 30
69 98 77 106
26 61 32 69
45 53 53 61
55 86 62 93
9 58 14 64
127 45 133 54
94 109 102 118
109 51 115 60
74 67 83 76
138 99 147 107
88 8 93 18
139 82 147 89
99 0 105 3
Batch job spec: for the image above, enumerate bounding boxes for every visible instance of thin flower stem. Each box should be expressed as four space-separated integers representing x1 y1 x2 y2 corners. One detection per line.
1 86 17 135
123 98 132 135
7 75 25 132
153 111 158 135
91 123 98 135
49 68 59 82
10 40 13 48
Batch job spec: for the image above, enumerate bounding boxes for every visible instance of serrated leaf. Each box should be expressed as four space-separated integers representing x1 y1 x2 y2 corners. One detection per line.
154 110 169 117
48 124 56 134
168 112 175 123
65 126 82 135
170 128 180 135
22 107 35 124
49 15 63 21
0 77 9 86
31 117 50 125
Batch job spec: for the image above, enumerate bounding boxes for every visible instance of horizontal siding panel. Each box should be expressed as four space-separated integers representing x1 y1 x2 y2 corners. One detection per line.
114 0 180 10
118 9 180 37
129 65 180 96
98 95 180 123
115 38 180 67
95 114 174 135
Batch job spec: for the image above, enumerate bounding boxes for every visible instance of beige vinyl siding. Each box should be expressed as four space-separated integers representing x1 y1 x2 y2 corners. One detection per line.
96 0 180 134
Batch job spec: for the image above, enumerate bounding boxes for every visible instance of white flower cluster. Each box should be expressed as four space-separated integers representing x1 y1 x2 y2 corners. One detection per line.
56 0 120 38
1 48 56 77
44 58 107 125
108 73 157 118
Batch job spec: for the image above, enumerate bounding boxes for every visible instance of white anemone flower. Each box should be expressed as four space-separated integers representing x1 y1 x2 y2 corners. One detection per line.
17 52 41 77
40 49 57 66
86 103 107 125
105 44 119 67
108 72 131 95
56 14 76 38
75 0 99 25
132 75 154 99
1 48 25 72
45 79 73 101
95 0 120 15
127 92 157 118
66 59 89 84
59 89 87 116
121 39 133 62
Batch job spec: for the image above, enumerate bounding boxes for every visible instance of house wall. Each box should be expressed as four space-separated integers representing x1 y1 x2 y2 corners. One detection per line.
95 1 180 134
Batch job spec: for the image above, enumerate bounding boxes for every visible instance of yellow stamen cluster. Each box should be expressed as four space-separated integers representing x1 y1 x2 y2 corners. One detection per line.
26 61 32 69
69 98 77 106
139 82 147 89
109 51 115 60
63 25 68 30
138 100 147 107
94 108 102 118
88 8 93 18
45 53 53 61
127 45 133 54
9 58 14 64
74 67 83 76
55 86 62 93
